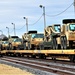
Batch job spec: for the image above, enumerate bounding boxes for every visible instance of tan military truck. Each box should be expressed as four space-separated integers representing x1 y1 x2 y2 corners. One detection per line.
1 40 9 50
39 24 61 49
61 19 75 49
0 37 9 50
9 36 24 50
22 31 44 50
40 19 75 50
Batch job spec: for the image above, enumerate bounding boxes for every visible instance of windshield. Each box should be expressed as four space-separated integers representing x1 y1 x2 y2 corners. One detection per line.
69 24 75 31
31 34 44 38
2 41 9 44
54 25 61 32
13 38 22 42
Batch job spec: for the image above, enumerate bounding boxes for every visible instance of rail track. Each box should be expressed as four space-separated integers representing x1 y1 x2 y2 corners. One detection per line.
0 56 75 75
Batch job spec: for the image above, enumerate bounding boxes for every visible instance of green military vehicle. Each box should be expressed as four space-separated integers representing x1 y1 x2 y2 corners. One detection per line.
39 24 61 50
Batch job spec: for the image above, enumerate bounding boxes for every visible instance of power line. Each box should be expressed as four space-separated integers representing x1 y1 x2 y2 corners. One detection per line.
29 14 43 25
9 29 14 34
10 3 73 31
16 14 43 30
16 24 25 30
46 2 73 17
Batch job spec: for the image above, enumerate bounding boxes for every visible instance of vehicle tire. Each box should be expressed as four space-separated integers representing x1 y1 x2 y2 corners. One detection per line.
5 47 8 50
61 37 64 49
16 46 20 50
40 44 44 50
0 45 2 50
52 38 55 49
69 41 72 49
28 43 31 50
54 38 58 49
9 44 12 50
52 38 58 49
63 36 67 49
10 44 14 50
24 43 26 50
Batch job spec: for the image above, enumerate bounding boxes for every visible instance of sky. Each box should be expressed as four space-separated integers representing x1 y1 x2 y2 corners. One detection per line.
0 0 74 37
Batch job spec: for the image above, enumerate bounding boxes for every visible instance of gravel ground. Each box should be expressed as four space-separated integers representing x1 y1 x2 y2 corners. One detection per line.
0 59 58 75
0 64 34 75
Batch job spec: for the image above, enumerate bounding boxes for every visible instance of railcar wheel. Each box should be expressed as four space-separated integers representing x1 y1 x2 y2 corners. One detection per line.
32 55 36 58
39 54 45 59
69 55 75 62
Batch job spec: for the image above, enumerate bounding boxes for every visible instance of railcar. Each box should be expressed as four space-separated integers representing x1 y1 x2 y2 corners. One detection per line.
5 49 75 62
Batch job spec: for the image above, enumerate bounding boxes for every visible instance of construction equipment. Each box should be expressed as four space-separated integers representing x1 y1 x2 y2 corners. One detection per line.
39 24 61 49
61 19 75 49
22 30 44 50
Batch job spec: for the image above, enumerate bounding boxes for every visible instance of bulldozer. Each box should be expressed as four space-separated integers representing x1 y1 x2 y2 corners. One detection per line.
39 24 61 50
22 30 44 50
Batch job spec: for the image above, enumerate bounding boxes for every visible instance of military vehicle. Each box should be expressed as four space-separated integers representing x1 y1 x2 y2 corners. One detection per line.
0 37 9 50
22 31 44 50
39 24 61 49
0 34 9 50
40 19 75 50
9 36 24 50
1 40 9 50
61 19 75 49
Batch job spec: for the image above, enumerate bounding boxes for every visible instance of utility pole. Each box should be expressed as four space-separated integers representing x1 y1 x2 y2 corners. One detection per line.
39 5 46 29
23 17 28 33
74 0 75 13
39 5 46 40
6 27 10 38
11 23 16 36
